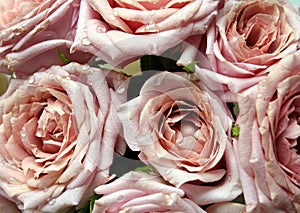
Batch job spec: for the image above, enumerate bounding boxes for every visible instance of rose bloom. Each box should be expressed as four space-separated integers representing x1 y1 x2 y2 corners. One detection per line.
235 51 300 212
71 0 220 66
92 171 205 213
0 62 128 212
0 0 91 76
195 0 300 94
118 72 242 205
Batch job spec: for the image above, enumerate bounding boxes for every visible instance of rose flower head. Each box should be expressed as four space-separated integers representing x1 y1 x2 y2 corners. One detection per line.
0 62 129 212
0 0 92 76
118 71 242 205
71 0 221 66
197 0 300 94
235 51 300 212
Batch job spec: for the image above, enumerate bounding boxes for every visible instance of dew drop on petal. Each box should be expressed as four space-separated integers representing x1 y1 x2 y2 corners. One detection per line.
28 76 35 84
81 37 91 45
97 25 106 33
108 14 116 21
87 79 93 85
9 177 17 183
117 195 124 202
20 129 26 139
113 10 119 16
64 76 71 81
165 169 172 175
249 157 259 163
116 85 125 94
82 64 89 71
201 25 208 33
257 93 263 98
144 22 159 33
48 199 56 205
48 73 55 80
11 71 17 79
154 76 163 86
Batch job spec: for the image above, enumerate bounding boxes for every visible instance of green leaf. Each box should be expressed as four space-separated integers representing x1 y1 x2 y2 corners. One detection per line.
89 194 101 212
183 61 197 73
57 49 70 65
76 194 101 213
232 194 245 204
231 124 240 137
134 165 156 174
233 103 239 117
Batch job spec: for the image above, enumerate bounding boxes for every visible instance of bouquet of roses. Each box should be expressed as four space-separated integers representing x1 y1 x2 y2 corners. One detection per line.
0 0 299 212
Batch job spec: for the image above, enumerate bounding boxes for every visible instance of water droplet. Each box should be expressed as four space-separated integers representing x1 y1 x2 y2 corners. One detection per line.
9 177 17 183
201 25 208 33
257 93 263 98
131 144 139 150
48 73 55 80
11 71 17 79
113 10 119 16
28 76 35 84
108 14 116 21
87 79 93 85
82 64 89 71
48 199 56 205
165 169 172 175
63 76 71 81
97 25 106 33
81 37 91 45
36 129 43 137
82 28 87 33
249 157 259 163
291 172 299 185
20 129 26 139
150 10 156 15
117 195 124 202
144 22 159 33
154 76 163 86
116 85 125 94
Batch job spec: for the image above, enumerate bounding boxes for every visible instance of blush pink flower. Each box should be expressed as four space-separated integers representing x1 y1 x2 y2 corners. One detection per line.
92 171 205 213
195 0 300 94
235 51 300 212
0 62 129 212
71 0 220 66
117 72 242 205
0 0 91 76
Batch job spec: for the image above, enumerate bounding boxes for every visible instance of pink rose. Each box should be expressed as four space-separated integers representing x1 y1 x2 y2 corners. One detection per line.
0 62 129 212
235 51 300 212
194 0 300 94
71 0 220 66
92 171 205 213
0 0 91 76
117 72 242 204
